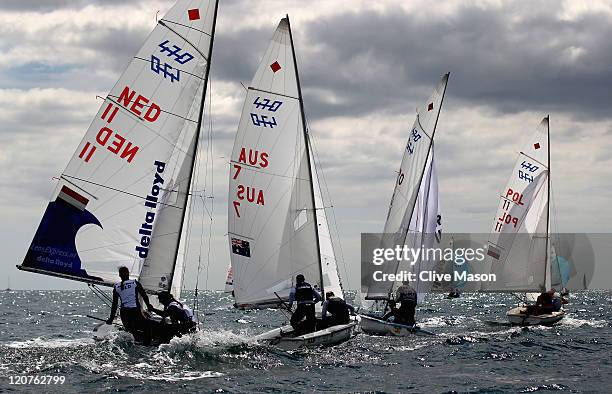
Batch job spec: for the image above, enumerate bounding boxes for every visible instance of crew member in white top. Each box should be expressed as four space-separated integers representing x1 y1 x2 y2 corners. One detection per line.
106 266 153 343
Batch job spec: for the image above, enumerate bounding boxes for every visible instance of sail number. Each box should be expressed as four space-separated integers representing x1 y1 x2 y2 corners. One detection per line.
79 86 162 164
518 161 539 183
494 188 525 232
232 147 269 218
250 96 283 129
150 40 194 83
406 128 422 155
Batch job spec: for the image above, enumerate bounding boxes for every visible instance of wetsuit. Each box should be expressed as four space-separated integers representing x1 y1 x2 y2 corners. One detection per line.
321 296 354 328
288 282 321 334
152 300 197 337
395 285 417 325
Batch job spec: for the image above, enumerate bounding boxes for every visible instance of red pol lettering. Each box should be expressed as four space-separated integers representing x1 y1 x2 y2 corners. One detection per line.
505 188 525 206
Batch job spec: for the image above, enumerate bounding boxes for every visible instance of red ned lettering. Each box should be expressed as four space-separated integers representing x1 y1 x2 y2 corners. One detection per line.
96 127 112 146
131 95 149 116
107 133 126 154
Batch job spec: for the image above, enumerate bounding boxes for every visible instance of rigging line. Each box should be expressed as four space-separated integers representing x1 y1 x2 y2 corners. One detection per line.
158 20 208 60
229 160 312 181
159 18 211 38
168 0 218 293
304 114 351 292
60 175 184 209
104 95 199 146
101 95 198 124
194 73 215 316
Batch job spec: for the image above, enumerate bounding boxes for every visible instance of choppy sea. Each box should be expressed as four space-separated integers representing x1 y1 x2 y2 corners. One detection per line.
0 290 610 393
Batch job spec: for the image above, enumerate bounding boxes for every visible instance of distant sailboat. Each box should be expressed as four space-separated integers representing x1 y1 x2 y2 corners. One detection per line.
227 16 356 349
17 0 219 343
360 73 448 336
4 276 10 292
482 116 565 326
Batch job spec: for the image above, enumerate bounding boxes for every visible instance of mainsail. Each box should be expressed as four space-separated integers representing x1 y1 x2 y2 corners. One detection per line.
228 17 343 309
19 0 219 299
364 74 449 301
482 117 550 292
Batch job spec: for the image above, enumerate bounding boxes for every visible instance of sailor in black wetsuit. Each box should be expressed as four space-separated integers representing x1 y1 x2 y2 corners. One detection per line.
106 266 153 344
321 291 355 328
288 274 321 335
150 291 197 337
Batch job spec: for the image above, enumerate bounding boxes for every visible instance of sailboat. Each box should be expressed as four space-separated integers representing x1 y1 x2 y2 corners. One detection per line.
482 116 565 326
360 74 448 336
227 16 357 350
17 0 219 343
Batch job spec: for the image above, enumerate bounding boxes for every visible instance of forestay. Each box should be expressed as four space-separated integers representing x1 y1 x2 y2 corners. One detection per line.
228 18 342 308
482 117 550 292
19 0 218 297
365 74 448 300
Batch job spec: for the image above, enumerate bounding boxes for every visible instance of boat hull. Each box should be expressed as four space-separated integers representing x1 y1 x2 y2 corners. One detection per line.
506 306 566 326
359 315 435 336
253 321 358 350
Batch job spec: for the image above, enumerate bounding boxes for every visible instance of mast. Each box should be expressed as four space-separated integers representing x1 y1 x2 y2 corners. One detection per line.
543 115 551 290
167 0 219 291
394 73 449 298
286 15 325 300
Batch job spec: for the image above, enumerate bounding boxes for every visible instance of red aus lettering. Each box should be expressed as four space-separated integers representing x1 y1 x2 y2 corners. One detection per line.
237 185 265 206
238 147 268 168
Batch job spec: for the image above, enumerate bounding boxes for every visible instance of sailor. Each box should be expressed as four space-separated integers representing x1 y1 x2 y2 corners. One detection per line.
394 280 417 325
288 274 321 334
528 288 555 315
106 266 153 343
150 291 197 334
321 291 355 328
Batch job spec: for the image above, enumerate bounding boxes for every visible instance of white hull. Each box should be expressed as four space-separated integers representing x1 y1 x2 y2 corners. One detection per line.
506 306 566 326
253 321 358 351
359 315 435 336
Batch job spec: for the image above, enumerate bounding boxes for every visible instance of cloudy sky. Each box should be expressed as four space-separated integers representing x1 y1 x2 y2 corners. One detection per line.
1 0 611 290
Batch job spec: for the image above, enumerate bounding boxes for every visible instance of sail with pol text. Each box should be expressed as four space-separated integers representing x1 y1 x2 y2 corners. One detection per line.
19 0 219 299
363 74 448 301
482 117 550 292
228 17 343 309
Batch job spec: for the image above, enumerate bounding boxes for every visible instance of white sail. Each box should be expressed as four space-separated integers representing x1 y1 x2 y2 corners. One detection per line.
482 117 549 292
310 139 344 299
19 0 218 294
365 74 448 300
228 18 318 308
228 18 336 309
407 150 442 302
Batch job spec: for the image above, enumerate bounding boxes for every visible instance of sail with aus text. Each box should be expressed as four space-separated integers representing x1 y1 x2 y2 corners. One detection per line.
228 18 343 309
19 0 218 299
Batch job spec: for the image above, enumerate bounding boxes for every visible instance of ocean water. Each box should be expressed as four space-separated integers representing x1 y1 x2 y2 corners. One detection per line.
0 290 610 393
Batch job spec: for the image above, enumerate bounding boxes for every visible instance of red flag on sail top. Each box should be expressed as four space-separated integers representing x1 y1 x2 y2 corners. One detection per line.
188 8 200 21
270 61 281 73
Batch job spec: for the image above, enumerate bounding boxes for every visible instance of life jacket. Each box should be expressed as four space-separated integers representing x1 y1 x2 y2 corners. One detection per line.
397 285 417 303
326 297 349 319
114 279 138 308
295 282 315 303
